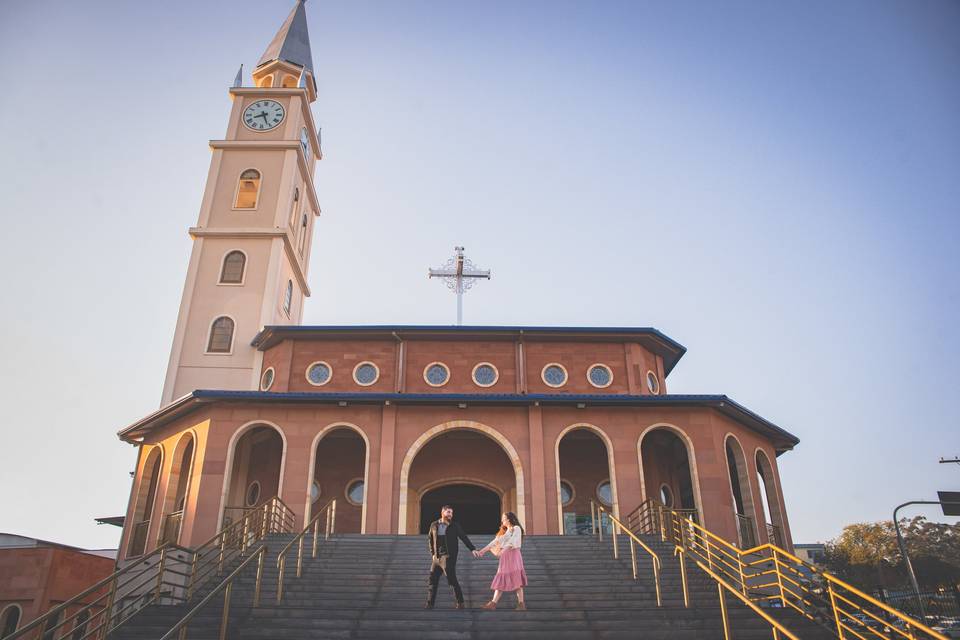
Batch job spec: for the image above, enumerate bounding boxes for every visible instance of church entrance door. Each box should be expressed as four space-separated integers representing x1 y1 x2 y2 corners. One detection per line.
419 484 500 534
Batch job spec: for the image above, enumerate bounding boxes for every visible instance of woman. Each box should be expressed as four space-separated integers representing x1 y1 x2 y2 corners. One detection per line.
476 512 528 610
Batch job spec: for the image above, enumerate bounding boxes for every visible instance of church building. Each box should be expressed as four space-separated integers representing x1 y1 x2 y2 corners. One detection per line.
114 0 798 564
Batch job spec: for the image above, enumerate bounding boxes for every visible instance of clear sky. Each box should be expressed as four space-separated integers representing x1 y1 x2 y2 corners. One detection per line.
0 0 957 550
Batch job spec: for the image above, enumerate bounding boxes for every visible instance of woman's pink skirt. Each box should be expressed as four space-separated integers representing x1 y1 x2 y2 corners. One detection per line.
490 547 528 592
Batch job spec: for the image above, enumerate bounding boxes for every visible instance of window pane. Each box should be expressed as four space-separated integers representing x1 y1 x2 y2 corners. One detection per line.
235 170 260 208
208 317 234 352
221 251 245 283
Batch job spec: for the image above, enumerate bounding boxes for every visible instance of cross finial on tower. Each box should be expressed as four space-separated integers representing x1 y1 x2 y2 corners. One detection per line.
428 246 491 325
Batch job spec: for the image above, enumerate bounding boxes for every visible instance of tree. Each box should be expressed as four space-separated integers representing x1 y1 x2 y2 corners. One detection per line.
821 518 960 590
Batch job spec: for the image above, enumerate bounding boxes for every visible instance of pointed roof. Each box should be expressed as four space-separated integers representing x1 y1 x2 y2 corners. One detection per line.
258 0 314 74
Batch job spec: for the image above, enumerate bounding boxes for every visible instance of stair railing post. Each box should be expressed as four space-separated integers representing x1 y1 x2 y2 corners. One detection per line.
718 582 731 640
826 580 845 640
772 548 787 608
186 551 200 600
240 512 250 555
325 506 332 541
629 537 638 580
296 534 304 578
678 549 690 608
218 534 227 576
612 519 619 559
253 547 265 607
219 582 232 640
331 499 337 536
312 515 320 558
100 576 118 640
155 548 168 603
277 555 286 604
598 506 604 544
260 503 269 539
590 501 596 536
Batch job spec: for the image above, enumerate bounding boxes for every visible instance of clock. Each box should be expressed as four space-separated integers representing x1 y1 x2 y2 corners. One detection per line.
243 100 285 131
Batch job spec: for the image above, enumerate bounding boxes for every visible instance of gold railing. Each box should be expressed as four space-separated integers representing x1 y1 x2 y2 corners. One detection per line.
161 545 268 640
276 499 337 601
5 496 294 640
640 500 950 640
589 501 663 607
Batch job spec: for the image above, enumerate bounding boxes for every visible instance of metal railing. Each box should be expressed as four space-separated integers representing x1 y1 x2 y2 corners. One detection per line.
6 496 294 640
736 513 758 549
647 502 950 640
127 520 151 557
766 522 784 547
160 545 268 640
161 511 184 546
276 499 337 601
590 501 663 607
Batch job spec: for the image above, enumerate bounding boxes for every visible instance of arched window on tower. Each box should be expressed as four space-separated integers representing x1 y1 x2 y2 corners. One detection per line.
207 317 235 353
220 251 246 284
256 74 273 88
298 213 309 254
283 280 293 315
281 74 297 88
234 169 261 209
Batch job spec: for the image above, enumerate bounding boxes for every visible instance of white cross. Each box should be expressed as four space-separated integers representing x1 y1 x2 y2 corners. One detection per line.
428 246 491 325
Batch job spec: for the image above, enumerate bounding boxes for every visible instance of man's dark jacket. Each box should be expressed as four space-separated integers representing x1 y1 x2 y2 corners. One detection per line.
427 520 476 560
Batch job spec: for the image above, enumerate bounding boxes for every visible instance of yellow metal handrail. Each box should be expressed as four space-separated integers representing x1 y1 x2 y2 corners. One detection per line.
590 500 664 607
652 502 949 640
160 545 268 640
276 498 337 601
5 496 293 640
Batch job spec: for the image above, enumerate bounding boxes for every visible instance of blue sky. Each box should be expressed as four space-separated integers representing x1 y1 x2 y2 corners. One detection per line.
0 0 957 550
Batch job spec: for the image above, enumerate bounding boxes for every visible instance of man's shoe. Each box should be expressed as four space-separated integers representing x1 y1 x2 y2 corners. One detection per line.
424 602 435 609
454 602 465 609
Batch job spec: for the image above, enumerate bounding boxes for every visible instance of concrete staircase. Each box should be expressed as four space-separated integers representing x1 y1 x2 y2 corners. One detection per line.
111 533 834 639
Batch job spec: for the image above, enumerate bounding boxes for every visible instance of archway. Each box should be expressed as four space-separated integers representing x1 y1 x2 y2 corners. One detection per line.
128 446 162 557
400 422 522 534
755 449 786 546
639 427 699 518
159 432 195 545
1 604 21 637
419 483 501 534
725 435 758 548
309 425 369 533
556 425 618 535
222 424 284 527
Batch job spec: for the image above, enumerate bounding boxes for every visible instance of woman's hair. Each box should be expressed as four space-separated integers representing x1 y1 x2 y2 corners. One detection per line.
496 511 524 537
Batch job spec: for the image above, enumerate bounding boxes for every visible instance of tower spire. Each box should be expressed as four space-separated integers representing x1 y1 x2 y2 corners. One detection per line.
257 0 314 74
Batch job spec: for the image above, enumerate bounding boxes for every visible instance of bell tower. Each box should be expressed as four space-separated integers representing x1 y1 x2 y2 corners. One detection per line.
160 0 322 406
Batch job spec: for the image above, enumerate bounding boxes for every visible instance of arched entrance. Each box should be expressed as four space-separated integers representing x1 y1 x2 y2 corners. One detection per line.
309 425 369 533
399 422 523 535
725 435 757 548
639 427 699 518
127 446 162 557
159 432 195 545
755 448 786 546
419 484 501 534
556 425 618 535
222 424 285 527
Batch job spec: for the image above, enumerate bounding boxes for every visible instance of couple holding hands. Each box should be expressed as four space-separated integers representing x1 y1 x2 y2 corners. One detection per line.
425 505 528 610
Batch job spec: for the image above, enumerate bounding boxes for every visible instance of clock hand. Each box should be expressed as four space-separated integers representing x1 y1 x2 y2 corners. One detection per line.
258 112 270 123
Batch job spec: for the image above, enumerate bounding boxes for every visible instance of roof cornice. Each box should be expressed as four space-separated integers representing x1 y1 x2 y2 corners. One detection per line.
118 390 798 453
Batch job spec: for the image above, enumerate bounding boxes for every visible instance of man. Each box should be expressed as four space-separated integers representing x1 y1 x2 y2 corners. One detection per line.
425 505 478 609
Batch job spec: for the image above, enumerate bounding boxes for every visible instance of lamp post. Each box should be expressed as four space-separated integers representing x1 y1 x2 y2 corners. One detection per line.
892 499 960 620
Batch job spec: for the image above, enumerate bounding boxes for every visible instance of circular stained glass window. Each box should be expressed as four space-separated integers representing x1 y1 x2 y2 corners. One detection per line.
245 481 261 507
596 480 613 506
354 362 379 386
588 364 612 388
346 479 364 506
542 364 567 387
310 481 322 502
260 368 275 391
424 363 450 387
472 363 498 387
560 480 574 507
647 371 660 394
306 362 331 386
660 484 673 508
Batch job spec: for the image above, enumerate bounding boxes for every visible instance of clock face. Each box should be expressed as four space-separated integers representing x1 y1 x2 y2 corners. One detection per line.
243 100 285 131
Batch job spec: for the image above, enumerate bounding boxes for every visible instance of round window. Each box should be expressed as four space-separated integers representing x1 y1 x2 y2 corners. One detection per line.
596 480 613 506
245 481 261 507
588 364 613 388
306 361 331 386
559 480 574 507
660 484 674 508
310 480 322 502
353 362 379 386
260 368 275 391
646 371 660 394
542 364 568 388
472 363 498 387
346 479 364 506
424 362 450 387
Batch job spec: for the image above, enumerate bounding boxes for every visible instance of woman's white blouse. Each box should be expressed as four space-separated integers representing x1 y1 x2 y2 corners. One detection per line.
486 525 522 551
